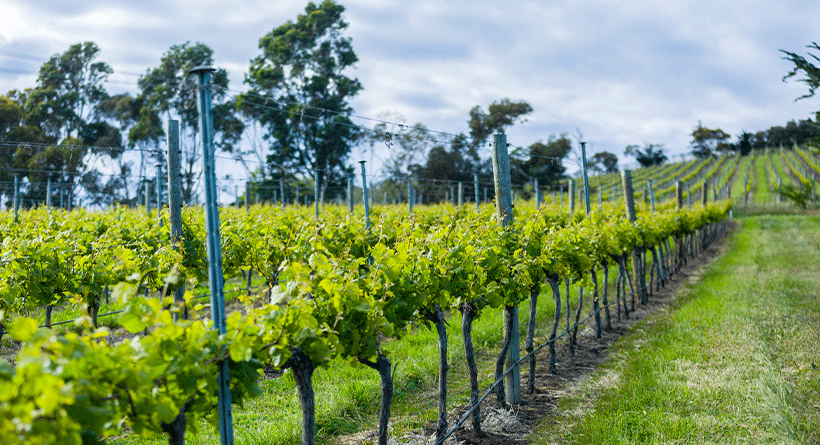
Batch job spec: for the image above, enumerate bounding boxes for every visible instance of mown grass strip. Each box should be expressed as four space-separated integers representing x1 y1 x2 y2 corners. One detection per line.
533 215 820 445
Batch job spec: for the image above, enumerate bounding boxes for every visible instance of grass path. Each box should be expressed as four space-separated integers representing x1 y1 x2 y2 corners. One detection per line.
533 215 820 444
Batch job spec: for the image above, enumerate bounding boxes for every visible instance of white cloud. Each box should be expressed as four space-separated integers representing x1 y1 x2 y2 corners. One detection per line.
2 0 820 175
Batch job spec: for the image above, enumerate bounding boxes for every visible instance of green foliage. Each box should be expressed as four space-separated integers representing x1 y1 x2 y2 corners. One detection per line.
27 41 112 141
468 98 533 146
690 121 731 159
737 130 753 156
242 0 361 184
514 135 573 186
138 41 244 204
782 42 820 106
625 143 668 167
0 197 732 444
589 151 619 174
775 180 814 209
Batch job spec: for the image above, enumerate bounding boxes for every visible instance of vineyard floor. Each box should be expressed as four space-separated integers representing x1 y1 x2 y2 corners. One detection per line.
531 215 820 445
335 224 739 445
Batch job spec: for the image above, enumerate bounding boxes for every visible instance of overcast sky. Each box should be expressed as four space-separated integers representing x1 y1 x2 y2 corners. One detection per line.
2 0 820 179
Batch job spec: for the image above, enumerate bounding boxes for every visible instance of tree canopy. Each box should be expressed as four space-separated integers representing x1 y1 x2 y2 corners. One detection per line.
589 151 619 173
468 98 533 147
782 42 820 119
690 122 730 158
241 0 361 186
625 143 667 167
138 41 243 203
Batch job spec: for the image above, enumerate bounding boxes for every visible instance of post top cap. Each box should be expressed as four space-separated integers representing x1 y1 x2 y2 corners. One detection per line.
188 66 216 75
358 160 366 164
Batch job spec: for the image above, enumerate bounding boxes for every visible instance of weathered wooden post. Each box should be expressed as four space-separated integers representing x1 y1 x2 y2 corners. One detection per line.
156 164 164 226
474 173 480 211
279 178 285 208
491 133 520 406
360 161 371 233
702 180 708 206
13 175 19 222
348 175 354 212
580 142 591 213
408 180 414 215
145 180 151 214
166 120 186 317
315 167 320 220
534 178 540 210
458 182 463 206
623 170 648 304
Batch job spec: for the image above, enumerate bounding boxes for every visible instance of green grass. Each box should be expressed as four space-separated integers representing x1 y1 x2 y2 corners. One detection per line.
533 215 820 444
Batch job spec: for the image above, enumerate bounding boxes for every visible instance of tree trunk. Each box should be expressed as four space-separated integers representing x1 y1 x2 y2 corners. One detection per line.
286 348 316 445
602 261 611 330
460 302 482 436
88 299 100 328
659 242 667 286
615 259 622 322
570 287 583 356
634 247 647 305
623 254 636 312
430 306 448 442
494 305 514 406
651 245 662 291
525 286 539 394
648 247 656 295
564 277 571 333
45 305 53 328
591 269 601 338
360 353 393 445
547 276 561 374
161 404 188 445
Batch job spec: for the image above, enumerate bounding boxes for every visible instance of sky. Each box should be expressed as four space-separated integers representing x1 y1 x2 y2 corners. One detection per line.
2 0 820 185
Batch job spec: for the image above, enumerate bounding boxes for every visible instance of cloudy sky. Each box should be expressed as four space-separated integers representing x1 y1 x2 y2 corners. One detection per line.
2 0 820 179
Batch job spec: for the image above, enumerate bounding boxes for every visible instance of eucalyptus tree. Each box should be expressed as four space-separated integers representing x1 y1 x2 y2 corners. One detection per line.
138 42 243 204
782 42 820 121
625 143 668 167
240 0 362 189
22 42 114 207
25 41 112 141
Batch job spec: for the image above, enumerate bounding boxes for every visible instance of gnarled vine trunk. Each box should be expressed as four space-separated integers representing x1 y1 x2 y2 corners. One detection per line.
525 286 539 393
285 348 316 445
161 402 190 445
591 268 601 338
45 304 53 328
570 286 583 356
429 306 448 442
601 261 611 330
360 353 393 445
460 302 482 435
546 276 561 374
494 305 514 406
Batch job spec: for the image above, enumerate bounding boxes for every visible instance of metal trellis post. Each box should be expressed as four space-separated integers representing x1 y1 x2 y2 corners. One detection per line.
190 66 234 445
